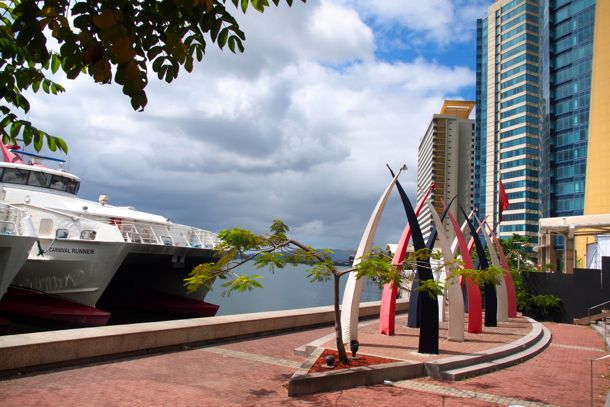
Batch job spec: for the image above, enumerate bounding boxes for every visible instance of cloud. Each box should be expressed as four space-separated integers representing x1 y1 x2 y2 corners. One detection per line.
338 0 488 47
23 0 476 249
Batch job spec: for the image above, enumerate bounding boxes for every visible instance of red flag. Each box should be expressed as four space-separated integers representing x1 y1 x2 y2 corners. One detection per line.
499 180 510 222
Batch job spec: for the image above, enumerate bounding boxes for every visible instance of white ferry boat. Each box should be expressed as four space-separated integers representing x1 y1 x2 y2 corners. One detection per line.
0 203 37 300
0 143 220 324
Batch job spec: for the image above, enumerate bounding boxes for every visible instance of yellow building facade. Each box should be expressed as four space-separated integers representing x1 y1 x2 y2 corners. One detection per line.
577 0 610 266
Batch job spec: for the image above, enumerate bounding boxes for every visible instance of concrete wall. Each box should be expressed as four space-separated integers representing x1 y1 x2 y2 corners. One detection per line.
0 299 408 375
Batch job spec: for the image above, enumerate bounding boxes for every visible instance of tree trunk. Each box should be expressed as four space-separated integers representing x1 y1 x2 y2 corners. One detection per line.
334 275 349 364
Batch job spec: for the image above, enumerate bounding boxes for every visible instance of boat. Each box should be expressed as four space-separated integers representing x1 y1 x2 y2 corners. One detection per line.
0 203 37 300
0 143 220 322
0 145 132 324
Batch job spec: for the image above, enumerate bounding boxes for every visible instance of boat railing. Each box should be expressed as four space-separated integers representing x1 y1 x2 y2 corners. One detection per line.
171 224 220 249
117 220 218 248
119 222 161 245
0 202 29 235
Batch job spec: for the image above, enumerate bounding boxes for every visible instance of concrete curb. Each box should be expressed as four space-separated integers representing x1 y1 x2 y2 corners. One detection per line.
425 317 551 380
288 347 425 397
427 317 552 380
0 300 401 376
289 317 552 396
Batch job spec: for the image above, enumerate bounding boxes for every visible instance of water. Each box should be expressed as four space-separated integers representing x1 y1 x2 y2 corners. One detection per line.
206 263 383 316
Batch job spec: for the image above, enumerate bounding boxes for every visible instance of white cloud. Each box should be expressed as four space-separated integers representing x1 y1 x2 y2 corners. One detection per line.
338 0 488 46
23 0 476 249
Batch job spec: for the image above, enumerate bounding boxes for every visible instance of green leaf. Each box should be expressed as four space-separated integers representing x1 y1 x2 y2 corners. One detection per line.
211 18 222 41
10 121 22 138
228 36 236 53
56 137 68 153
22 126 32 145
33 129 43 151
251 0 269 12
51 54 61 74
218 28 229 49
46 135 57 151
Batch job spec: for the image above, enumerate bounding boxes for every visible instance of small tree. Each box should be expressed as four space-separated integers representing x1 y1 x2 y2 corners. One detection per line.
185 219 401 364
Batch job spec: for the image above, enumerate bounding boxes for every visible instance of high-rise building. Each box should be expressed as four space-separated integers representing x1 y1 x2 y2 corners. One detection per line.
417 100 474 244
475 0 599 242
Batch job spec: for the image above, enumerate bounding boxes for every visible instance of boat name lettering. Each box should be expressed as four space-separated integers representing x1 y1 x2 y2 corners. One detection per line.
48 247 95 255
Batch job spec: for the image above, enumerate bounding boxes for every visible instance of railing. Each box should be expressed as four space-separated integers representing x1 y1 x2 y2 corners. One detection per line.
117 220 219 248
0 202 28 235
587 300 610 319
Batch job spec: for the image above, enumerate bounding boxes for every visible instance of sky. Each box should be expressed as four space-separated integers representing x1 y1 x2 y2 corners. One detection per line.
24 0 489 250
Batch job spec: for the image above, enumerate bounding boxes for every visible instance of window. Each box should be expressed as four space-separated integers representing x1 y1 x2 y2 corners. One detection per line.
500 115 538 129
501 125 539 139
56 229 69 239
501 136 539 149
80 230 97 240
1 167 29 184
501 63 538 80
49 174 80 194
28 171 52 187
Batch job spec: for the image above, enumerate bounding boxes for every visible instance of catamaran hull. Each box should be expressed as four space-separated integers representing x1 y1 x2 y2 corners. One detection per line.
11 239 129 308
0 235 37 299
99 244 219 318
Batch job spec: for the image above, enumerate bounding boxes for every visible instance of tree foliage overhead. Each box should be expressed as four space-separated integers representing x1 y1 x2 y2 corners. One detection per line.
0 0 304 152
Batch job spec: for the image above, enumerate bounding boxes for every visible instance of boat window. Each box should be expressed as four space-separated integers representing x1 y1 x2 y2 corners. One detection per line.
49 175 66 191
49 174 80 194
1 167 29 185
0 167 80 194
27 171 52 187
80 230 97 240
65 178 79 194
56 229 69 239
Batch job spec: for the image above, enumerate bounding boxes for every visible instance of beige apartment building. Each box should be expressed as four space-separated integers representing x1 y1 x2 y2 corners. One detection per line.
416 100 475 244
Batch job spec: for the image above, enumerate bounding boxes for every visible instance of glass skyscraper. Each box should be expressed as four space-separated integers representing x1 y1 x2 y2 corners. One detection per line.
474 0 597 241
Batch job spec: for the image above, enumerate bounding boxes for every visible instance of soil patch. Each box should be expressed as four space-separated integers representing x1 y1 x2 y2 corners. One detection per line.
308 348 400 373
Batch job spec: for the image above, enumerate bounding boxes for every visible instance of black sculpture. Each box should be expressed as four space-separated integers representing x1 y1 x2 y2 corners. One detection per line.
388 165 439 354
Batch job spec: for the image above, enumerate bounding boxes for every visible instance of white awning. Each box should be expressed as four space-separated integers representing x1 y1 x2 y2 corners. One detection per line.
539 214 610 235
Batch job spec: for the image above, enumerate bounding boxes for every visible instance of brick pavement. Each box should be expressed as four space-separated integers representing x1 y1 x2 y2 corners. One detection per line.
405 322 610 407
0 319 607 406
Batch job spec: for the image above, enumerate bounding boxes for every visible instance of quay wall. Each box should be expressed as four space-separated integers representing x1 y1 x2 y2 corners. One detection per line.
0 299 407 375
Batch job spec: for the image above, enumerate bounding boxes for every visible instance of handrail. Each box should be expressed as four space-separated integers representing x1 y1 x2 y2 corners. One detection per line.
0 202 30 235
116 220 218 248
587 300 610 317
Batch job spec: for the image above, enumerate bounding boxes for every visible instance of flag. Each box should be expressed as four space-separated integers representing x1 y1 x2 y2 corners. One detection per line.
499 180 510 222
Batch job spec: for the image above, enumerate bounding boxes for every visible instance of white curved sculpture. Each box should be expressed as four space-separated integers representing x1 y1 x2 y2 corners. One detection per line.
481 225 509 322
428 202 464 342
340 166 405 344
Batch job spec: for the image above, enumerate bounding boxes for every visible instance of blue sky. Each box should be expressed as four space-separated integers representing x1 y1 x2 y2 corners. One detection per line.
25 0 489 249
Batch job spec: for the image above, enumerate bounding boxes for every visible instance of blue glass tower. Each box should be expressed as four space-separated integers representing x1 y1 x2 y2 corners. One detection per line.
474 0 597 240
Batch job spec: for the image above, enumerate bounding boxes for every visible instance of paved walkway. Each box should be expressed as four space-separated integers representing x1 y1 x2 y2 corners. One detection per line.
0 318 608 406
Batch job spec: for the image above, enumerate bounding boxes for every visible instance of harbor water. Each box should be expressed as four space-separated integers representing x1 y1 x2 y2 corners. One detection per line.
206 262 383 316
